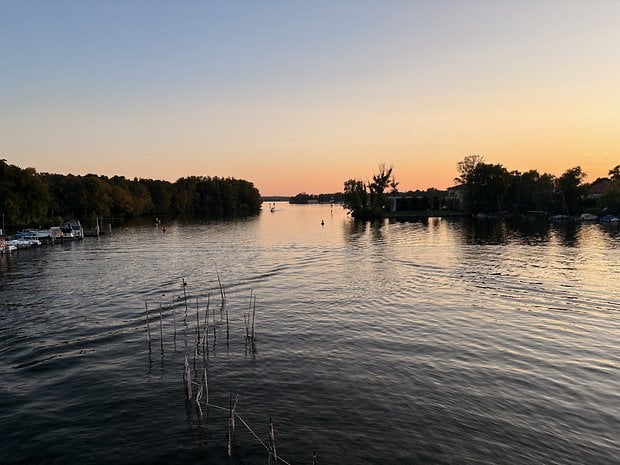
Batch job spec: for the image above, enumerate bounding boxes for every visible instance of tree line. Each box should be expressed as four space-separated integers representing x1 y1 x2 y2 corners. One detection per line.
343 158 620 219
288 192 344 204
0 159 262 230
455 155 620 216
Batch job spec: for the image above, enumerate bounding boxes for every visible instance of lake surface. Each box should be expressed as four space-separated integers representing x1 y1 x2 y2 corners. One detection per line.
1 203 619 465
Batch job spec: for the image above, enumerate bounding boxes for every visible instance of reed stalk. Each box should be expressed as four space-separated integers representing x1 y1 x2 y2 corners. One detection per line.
195 383 203 418
144 301 151 344
227 393 233 456
158 302 164 355
183 352 192 400
202 295 209 355
251 294 257 354
202 365 208 408
212 305 217 344
243 313 249 354
171 296 177 349
195 297 201 350
225 301 230 344
268 417 277 463
181 277 189 321
216 270 226 316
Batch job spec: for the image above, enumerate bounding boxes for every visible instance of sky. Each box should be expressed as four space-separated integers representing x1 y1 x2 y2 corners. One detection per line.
1 1 619 196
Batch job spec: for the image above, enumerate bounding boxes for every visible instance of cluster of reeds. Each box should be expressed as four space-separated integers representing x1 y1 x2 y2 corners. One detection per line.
143 276 318 464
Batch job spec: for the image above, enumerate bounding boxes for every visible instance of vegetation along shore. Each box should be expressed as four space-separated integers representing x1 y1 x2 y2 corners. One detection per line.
0 159 261 233
340 157 620 220
2 156 620 234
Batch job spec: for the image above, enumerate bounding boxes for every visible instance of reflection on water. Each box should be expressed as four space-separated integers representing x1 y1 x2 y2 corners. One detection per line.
1 203 618 465
390 215 620 249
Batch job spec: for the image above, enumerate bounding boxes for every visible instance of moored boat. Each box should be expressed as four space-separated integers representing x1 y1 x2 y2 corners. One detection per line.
6 238 42 249
61 220 84 240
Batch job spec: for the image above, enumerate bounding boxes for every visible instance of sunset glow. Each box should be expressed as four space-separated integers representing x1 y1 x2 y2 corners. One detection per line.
1 1 618 195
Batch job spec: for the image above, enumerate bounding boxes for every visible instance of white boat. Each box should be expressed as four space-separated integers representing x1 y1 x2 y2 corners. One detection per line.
6 238 41 249
1 241 17 253
61 220 83 239
16 229 55 241
578 213 598 222
0 238 12 253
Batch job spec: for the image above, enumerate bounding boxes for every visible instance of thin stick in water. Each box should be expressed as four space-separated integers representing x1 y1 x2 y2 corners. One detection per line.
182 277 189 320
227 392 233 456
144 301 151 344
195 296 201 350
183 353 192 400
159 302 164 355
172 296 177 349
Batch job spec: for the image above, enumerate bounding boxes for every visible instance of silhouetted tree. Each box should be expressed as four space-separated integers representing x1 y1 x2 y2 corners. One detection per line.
0 160 261 232
555 166 587 215
506 170 555 213
455 156 510 214
343 164 394 219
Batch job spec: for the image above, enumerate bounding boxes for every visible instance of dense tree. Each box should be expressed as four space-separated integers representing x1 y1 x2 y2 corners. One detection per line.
555 166 588 215
289 192 343 204
506 170 555 213
453 156 594 216
343 179 368 217
141 179 173 214
1 160 51 227
0 160 261 232
601 182 620 214
289 192 312 204
343 164 394 219
455 155 510 214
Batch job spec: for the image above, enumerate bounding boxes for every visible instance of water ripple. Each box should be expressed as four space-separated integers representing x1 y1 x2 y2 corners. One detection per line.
1 210 618 464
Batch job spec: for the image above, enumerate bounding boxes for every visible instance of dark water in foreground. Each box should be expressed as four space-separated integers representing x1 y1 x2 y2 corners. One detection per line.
1 204 619 465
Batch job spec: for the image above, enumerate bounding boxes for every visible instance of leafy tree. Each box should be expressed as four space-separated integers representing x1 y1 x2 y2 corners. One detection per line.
454 155 483 213
368 164 394 213
0 160 261 232
470 163 510 213
289 192 312 204
601 182 620 214
343 179 368 217
455 156 509 214
343 164 394 219
455 154 485 185
506 170 555 213
555 166 587 215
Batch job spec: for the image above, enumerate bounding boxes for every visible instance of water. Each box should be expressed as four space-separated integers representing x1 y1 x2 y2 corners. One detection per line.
1 203 619 465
